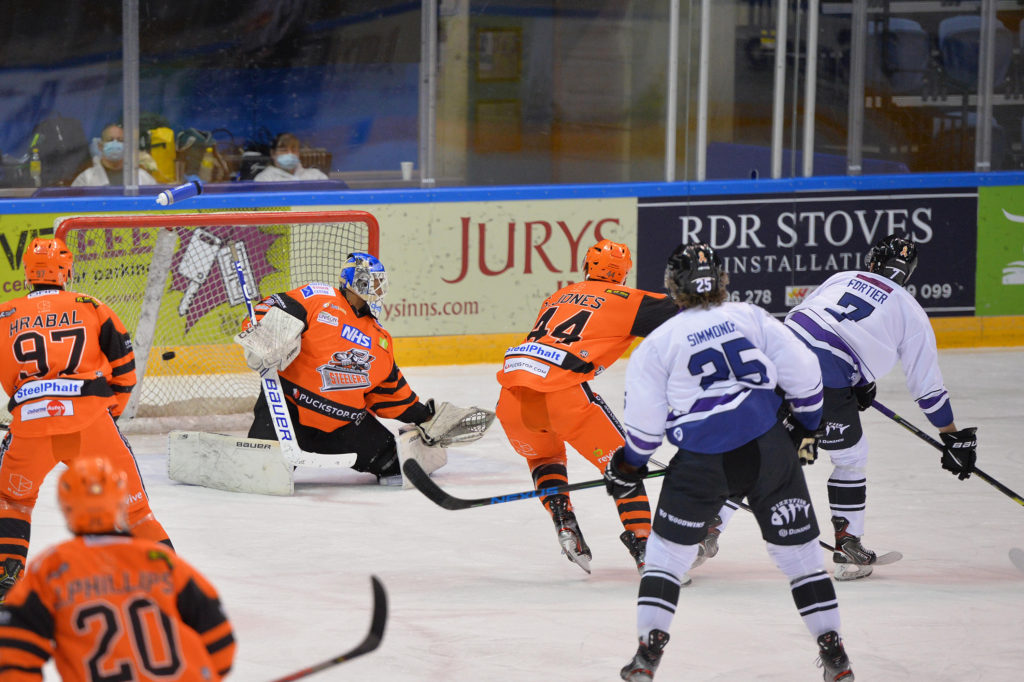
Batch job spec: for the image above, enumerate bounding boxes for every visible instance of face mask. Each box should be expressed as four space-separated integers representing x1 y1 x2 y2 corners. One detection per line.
102 140 124 161
275 152 299 170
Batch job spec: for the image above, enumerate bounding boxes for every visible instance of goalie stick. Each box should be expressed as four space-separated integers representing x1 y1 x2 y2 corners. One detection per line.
268 575 388 682
402 458 667 510
872 400 1024 508
231 249 356 469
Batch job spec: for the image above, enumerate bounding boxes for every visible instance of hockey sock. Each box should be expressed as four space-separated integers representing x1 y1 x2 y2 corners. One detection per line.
827 463 867 537
531 461 569 512
614 480 651 538
767 539 841 638
713 497 741 534
638 533 699 636
0 514 30 581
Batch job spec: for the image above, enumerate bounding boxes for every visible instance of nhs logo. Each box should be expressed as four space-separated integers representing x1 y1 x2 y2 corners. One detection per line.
341 324 372 348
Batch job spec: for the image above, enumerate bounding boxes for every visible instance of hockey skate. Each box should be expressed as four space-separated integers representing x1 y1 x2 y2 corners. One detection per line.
548 495 592 574
619 530 647 573
620 629 670 681
816 630 854 681
831 516 876 581
690 514 722 569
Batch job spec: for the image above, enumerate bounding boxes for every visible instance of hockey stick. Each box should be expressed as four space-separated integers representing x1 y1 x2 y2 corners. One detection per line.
231 249 356 469
401 458 667 510
872 400 1024 508
268 575 388 682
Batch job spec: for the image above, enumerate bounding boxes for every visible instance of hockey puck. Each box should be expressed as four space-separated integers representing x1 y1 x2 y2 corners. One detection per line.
161 351 176 360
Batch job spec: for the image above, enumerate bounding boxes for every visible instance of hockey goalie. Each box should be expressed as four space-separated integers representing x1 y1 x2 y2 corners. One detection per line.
168 252 494 495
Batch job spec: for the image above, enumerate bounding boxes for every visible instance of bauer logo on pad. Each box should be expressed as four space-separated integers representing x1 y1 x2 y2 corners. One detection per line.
341 324 372 348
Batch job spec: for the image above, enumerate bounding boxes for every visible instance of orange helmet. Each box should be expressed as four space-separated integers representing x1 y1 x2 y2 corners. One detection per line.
582 239 632 284
24 237 73 287
58 457 129 535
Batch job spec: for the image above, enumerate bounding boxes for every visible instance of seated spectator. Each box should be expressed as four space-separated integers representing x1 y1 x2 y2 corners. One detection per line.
254 133 328 181
72 124 157 186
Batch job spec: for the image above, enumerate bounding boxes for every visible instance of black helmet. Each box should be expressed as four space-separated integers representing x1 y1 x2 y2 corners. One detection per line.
867 234 918 286
665 243 723 300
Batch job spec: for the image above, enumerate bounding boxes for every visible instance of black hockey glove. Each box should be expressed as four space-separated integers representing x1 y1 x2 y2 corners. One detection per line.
783 415 825 466
853 381 876 412
939 427 977 481
603 447 648 499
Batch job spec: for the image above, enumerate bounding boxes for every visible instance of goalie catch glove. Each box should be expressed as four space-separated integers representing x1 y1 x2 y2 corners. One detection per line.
233 307 305 374
414 399 495 448
782 415 825 466
603 447 648 499
939 427 977 481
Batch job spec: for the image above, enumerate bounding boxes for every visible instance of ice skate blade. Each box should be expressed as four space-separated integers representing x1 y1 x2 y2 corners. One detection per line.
833 563 873 581
558 530 591 574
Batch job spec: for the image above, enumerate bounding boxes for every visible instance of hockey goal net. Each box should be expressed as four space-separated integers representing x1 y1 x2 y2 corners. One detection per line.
1 210 379 432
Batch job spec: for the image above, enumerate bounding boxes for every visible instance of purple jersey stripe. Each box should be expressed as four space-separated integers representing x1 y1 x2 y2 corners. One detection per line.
855 273 894 293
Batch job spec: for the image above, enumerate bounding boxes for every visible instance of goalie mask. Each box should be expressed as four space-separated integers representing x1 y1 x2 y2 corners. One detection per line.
58 456 129 535
665 242 723 302
583 239 632 284
24 237 74 287
867 234 918 286
340 252 388 314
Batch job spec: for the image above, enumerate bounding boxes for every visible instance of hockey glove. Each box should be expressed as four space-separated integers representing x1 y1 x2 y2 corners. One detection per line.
853 381 876 411
603 447 648 499
415 400 496 448
783 416 824 466
939 427 977 481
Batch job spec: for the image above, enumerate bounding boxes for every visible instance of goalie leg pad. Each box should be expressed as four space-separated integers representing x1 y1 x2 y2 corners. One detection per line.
168 430 294 496
397 428 447 489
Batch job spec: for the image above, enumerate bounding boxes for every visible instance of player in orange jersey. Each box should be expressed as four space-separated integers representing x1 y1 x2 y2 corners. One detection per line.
495 240 679 574
0 238 171 601
238 253 456 485
0 456 235 681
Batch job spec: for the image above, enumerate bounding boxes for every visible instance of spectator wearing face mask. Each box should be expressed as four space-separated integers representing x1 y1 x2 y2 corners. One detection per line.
253 132 328 181
71 123 157 186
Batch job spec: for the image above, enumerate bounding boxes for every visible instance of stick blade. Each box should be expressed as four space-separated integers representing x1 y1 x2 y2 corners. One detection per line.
402 459 470 510
1010 548 1024 574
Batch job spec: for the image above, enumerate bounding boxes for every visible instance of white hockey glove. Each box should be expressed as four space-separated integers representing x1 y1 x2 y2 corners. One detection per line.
415 400 496 448
233 306 305 374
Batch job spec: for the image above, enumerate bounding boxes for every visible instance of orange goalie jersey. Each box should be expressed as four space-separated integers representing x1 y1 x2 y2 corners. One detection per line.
498 279 678 393
243 283 425 432
0 535 234 681
0 289 135 437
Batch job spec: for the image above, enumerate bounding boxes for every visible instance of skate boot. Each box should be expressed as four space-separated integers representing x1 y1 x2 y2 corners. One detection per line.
0 558 24 603
548 495 592 574
816 630 854 681
619 531 647 573
690 514 722 569
620 629 670 681
831 516 876 581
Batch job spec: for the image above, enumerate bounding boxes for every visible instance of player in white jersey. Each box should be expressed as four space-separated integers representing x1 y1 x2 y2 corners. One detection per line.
606 243 853 682
784 234 977 580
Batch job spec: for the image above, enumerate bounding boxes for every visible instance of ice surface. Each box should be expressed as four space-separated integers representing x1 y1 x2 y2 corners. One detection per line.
26 348 1024 680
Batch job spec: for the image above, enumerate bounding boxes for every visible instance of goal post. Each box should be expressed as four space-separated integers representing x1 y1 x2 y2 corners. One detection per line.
1 210 380 431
